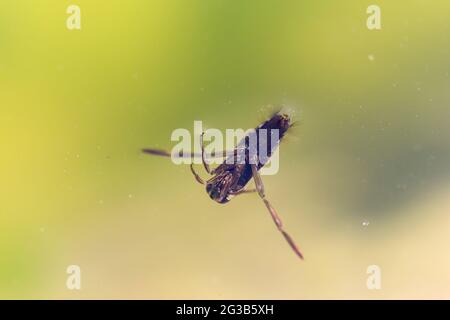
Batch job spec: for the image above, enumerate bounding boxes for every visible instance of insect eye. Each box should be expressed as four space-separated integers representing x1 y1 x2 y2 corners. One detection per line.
207 185 221 200
210 189 219 199
206 184 217 197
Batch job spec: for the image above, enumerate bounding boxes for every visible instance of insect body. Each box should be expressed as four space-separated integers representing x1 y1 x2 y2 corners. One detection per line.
143 111 304 260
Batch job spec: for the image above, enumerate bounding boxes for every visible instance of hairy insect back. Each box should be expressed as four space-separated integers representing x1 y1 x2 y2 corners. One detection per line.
229 112 292 190
253 112 291 168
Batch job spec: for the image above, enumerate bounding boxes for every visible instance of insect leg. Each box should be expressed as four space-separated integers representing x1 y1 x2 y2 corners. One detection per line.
200 132 214 175
190 163 205 185
250 164 304 260
142 148 235 160
200 133 245 175
142 148 202 158
229 188 257 196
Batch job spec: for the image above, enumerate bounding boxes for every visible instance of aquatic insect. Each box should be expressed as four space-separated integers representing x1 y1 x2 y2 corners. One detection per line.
142 111 304 260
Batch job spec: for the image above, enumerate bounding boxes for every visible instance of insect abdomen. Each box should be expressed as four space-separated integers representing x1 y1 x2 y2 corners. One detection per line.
254 112 291 169
234 112 292 189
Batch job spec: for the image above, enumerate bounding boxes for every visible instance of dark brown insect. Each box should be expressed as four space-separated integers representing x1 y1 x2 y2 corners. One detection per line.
142 111 304 260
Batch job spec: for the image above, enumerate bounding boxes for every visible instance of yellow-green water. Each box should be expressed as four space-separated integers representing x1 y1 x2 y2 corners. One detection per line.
1 0 450 298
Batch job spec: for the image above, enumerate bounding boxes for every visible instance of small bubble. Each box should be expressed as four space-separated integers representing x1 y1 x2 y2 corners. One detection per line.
362 221 370 227
368 54 375 61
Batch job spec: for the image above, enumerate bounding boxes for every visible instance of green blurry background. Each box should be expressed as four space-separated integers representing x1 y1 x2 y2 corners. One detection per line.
1 0 450 299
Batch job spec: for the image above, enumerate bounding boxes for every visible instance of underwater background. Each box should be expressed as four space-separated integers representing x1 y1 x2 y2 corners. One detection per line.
1 0 450 299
